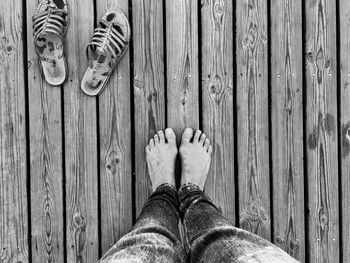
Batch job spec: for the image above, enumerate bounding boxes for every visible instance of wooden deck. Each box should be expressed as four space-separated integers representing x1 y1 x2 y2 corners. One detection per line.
0 0 349 262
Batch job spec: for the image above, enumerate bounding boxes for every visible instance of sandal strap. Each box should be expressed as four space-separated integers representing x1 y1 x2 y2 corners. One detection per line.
86 20 127 63
33 9 68 42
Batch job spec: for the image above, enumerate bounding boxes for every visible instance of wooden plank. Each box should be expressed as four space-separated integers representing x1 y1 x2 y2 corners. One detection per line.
340 0 350 261
132 0 166 215
236 0 270 239
96 0 133 255
305 0 339 261
0 0 29 262
270 0 305 260
201 0 235 223
26 0 65 262
64 1 99 261
166 0 199 142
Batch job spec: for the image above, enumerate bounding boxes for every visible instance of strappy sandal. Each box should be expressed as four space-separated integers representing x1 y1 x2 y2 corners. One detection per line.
81 9 130 96
32 0 68 86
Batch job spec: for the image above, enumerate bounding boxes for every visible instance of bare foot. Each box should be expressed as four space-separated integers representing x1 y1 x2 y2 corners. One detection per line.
179 128 213 190
145 128 178 192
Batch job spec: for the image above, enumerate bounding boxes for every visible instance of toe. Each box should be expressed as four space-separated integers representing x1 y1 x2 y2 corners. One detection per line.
165 128 176 144
181 128 193 143
194 130 202 142
199 133 207 145
149 138 155 148
158 130 165 143
154 134 159 145
204 138 210 150
208 145 213 154
145 145 151 152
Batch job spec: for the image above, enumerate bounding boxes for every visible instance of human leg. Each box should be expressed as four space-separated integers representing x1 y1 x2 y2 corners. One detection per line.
99 129 186 263
179 128 299 263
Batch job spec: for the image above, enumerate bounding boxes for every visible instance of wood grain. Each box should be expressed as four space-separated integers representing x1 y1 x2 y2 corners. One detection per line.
132 0 166 215
201 0 235 223
305 0 339 261
270 0 305 260
64 0 99 261
340 0 350 261
166 0 199 141
26 0 65 262
3 1 350 260
236 0 270 239
0 0 29 262
97 0 133 255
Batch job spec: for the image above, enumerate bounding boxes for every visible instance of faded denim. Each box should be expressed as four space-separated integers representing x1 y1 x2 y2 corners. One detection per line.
99 183 299 263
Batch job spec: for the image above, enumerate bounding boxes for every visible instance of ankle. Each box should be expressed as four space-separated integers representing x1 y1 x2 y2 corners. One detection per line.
179 181 201 190
154 182 177 192
152 179 176 192
180 179 204 191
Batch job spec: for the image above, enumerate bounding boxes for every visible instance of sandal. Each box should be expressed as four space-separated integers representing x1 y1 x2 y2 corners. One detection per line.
32 0 68 86
81 9 130 96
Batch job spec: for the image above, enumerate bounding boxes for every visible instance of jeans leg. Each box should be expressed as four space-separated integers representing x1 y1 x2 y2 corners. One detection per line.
100 184 186 263
179 183 299 263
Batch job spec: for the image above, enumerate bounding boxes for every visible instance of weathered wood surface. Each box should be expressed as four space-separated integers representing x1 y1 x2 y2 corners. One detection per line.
64 0 99 262
166 0 199 142
305 0 339 262
0 0 29 262
236 0 270 239
26 0 65 262
133 0 166 216
340 0 350 261
97 0 133 255
270 0 305 260
4 1 350 262
201 0 235 223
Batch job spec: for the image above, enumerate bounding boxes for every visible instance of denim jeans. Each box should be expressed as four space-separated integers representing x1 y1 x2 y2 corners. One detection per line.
99 183 299 262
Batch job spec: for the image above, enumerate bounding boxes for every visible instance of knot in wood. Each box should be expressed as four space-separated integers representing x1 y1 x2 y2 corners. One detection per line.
316 48 324 67
133 78 144 90
73 213 86 228
285 98 293 113
318 208 329 227
210 85 217 94
289 239 299 251
106 150 121 173
325 59 331 69
242 24 258 49
210 84 220 94
226 86 233 95
27 60 32 69
346 127 350 141
317 69 322 84
341 122 350 158
239 200 269 232
214 2 224 16
208 74 223 95
260 33 267 43
0 37 8 50
5 44 14 54
275 236 284 245
306 52 314 63
0 247 7 261
248 0 255 10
